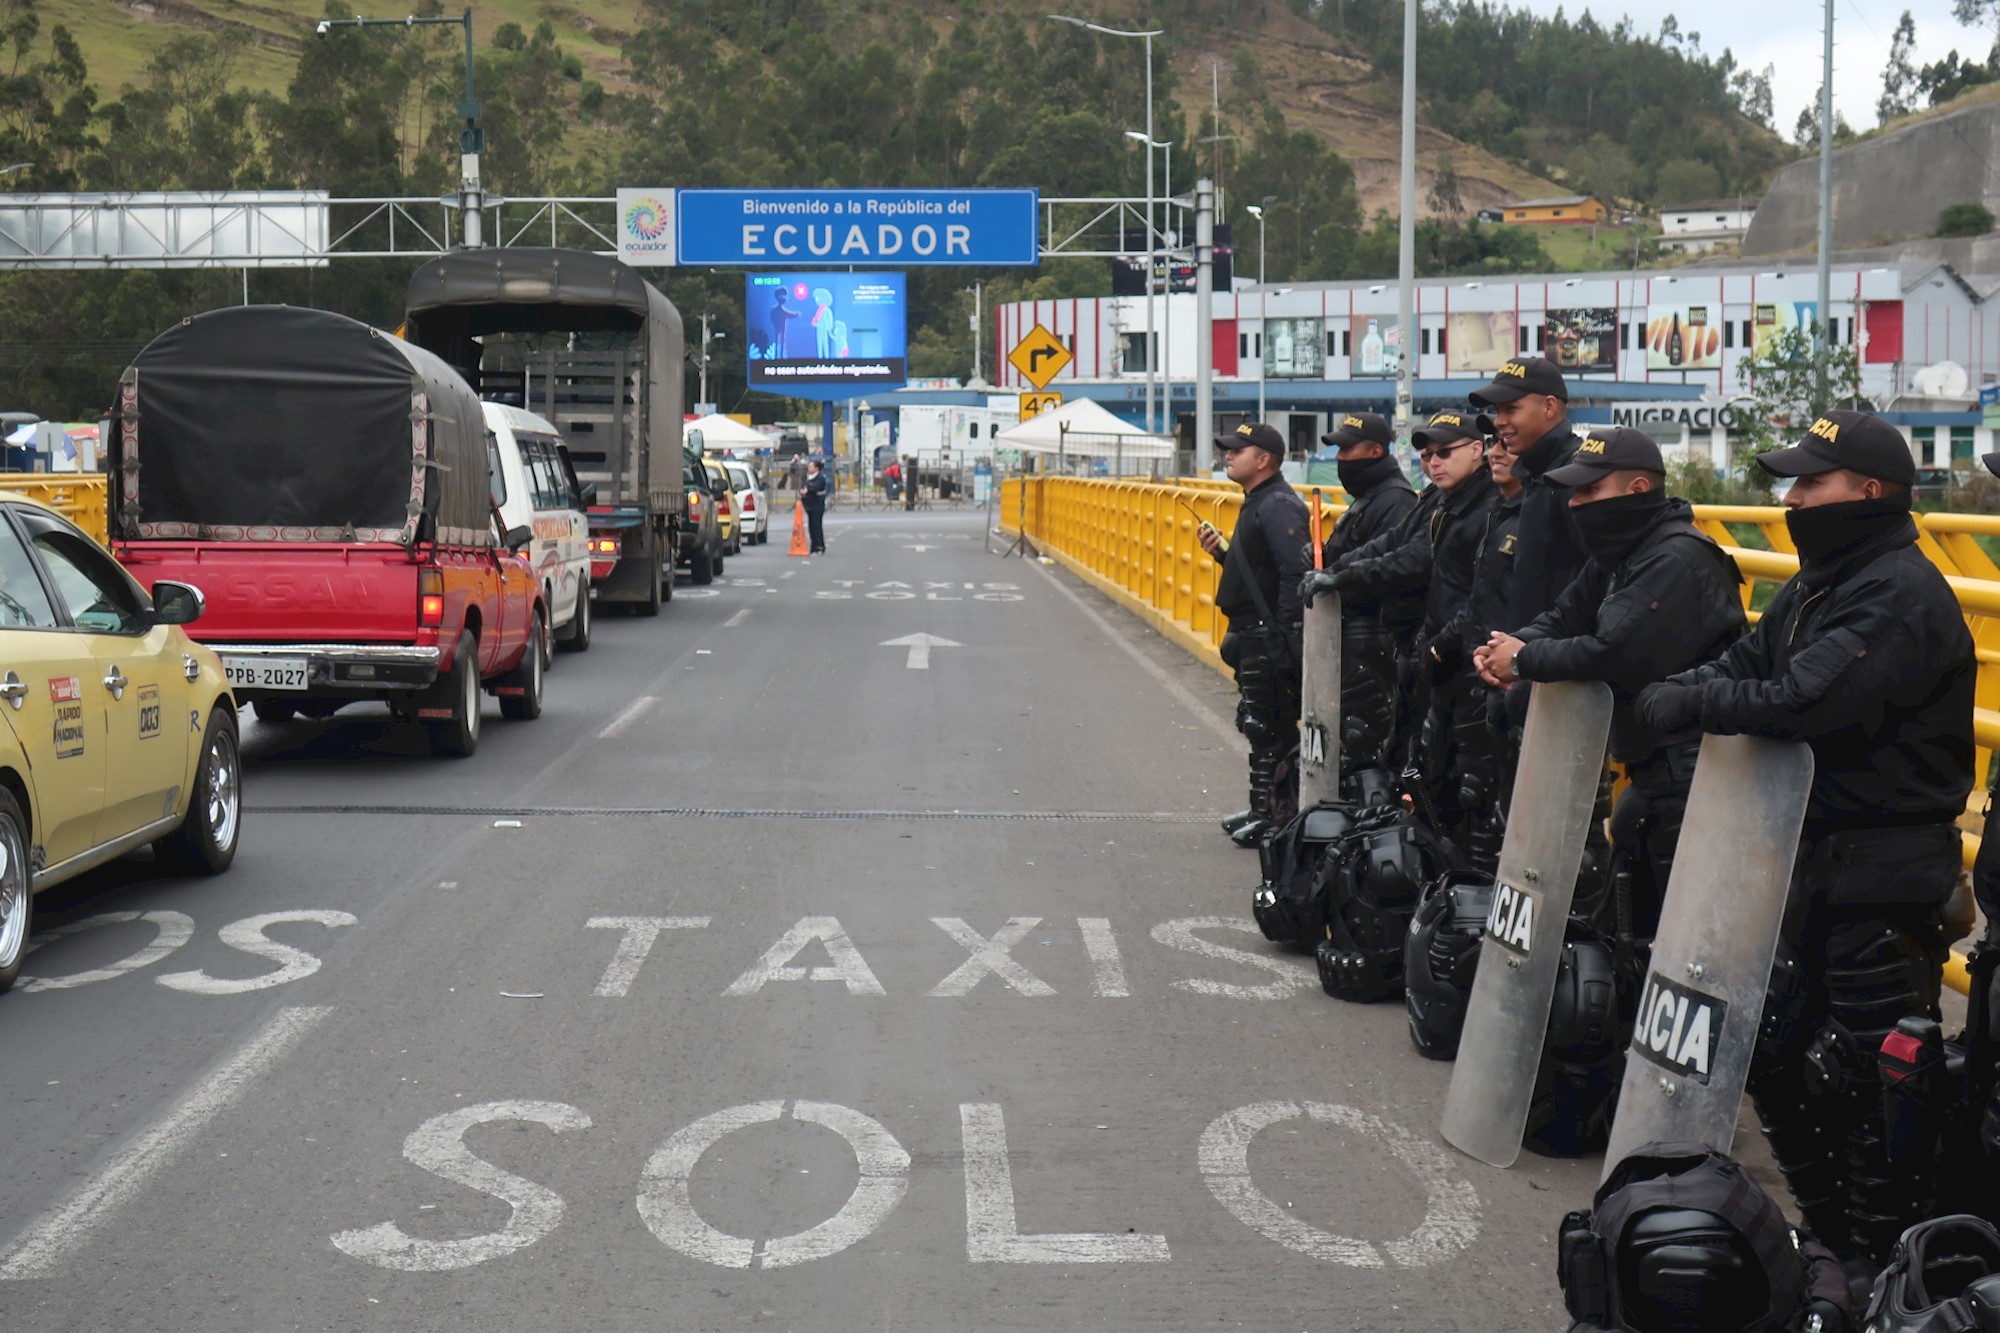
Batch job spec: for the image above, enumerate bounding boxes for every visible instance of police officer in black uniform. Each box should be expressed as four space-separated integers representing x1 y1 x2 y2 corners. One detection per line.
1307 410 1496 830
1205 422 1312 848
1639 410 1976 1270
1310 411 1419 766
1476 427 1745 935
1469 356 1587 636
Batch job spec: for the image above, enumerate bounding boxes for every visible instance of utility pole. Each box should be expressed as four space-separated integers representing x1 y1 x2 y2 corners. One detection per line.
969 281 983 383
316 9 485 249
1815 0 1835 413
697 312 725 409
1395 0 1417 443
1194 177 1215 476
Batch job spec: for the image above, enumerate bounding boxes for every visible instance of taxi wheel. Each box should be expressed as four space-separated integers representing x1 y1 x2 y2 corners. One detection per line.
428 632 481 758
558 582 591 653
0 789 30 993
501 609 546 721
156 712 241 877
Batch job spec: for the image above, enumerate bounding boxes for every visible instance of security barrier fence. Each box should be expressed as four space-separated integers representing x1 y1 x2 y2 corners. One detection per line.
999 475 2000 993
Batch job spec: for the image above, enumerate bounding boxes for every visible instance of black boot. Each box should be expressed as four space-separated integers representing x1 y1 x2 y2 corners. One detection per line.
1220 809 1256 834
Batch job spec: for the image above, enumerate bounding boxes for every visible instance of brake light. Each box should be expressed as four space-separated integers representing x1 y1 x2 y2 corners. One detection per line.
591 536 619 556
742 494 756 512
690 493 703 520
419 569 445 628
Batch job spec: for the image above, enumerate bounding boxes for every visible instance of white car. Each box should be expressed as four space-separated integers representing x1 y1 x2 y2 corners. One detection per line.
485 402 592 653
721 459 770 545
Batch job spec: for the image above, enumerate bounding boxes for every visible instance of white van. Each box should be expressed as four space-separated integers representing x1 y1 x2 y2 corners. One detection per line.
484 401 592 653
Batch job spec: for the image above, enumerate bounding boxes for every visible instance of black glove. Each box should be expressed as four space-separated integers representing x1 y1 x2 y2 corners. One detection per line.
1298 569 1341 609
1636 682 1703 735
1423 635 1463 683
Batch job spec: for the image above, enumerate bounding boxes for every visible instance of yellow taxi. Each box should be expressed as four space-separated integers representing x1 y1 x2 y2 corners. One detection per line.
0 496 240 993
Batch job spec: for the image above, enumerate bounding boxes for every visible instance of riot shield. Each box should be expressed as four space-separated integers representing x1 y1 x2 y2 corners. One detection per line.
1298 591 1342 808
1441 679 1613 1167
1600 734 1813 1180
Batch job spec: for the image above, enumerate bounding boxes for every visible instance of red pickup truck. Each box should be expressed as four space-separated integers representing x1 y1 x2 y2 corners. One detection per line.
107 305 547 757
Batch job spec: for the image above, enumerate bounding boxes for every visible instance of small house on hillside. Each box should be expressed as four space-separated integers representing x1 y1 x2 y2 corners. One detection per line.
1658 199 1759 254
1504 196 1608 224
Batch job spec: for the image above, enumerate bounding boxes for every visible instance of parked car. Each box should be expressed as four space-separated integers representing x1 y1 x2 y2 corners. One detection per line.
107 305 546 759
719 460 768 544
676 449 725 584
716 482 741 557
486 401 592 654
0 494 241 992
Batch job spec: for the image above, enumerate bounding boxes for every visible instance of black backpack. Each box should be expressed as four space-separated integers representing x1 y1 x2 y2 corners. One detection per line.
1559 1142 1850 1333
1314 805 1461 1003
1251 764 1400 951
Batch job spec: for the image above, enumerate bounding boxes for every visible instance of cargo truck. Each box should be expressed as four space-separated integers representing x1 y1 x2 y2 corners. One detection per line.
404 248 687 615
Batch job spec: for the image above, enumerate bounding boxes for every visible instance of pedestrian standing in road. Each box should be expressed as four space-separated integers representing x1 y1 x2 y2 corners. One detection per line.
801 458 830 554
788 455 806 492
1638 410 1975 1274
1203 422 1311 849
903 456 919 512
1306 411 1495 833
1308 411 1420 768
1475 427 1744 933
884 458 902 504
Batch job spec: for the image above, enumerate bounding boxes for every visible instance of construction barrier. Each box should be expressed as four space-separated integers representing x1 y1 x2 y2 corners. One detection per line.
999 475 2000 991
0 474 108 547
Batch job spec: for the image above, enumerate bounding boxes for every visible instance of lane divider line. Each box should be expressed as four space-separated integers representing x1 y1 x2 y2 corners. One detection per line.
724 609 752 628
242 804 1224 824
596 696 658 741
0 1004 335 1280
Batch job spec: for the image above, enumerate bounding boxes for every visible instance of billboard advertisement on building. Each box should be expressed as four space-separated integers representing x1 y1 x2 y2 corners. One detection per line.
1266 317 1325 378
745 272 908 392
1445 311 1519 375
1751 301 1819 360
1645 303 1724 370
1348 316 1400 376
1544 307 1619 374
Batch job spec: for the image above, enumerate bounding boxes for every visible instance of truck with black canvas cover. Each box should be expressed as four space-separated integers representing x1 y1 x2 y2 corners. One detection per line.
403 248 687 613
106 305 546 758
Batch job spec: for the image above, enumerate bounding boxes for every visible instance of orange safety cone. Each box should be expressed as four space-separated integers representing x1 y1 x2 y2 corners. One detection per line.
788 500 810 556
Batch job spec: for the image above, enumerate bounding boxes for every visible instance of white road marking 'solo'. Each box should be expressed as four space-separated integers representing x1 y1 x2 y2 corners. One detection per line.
1199 1101 1480 1268
19 910 195 991
880 632 961 670
332 1101 593 1272
636 1100 909 1269
960 1104 1169 1263
0 1005 334 1279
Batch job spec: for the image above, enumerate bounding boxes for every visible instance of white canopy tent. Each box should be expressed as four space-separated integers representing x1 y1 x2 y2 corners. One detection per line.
992 398 1173 473
686 413 772 450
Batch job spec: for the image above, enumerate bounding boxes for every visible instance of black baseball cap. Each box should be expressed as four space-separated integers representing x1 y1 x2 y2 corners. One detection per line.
1219 421 1285 455
1544 427 1666 486
1755 410 1915 486
1410 410 1492 449
1468 356 1568 407
1321 412 1394 449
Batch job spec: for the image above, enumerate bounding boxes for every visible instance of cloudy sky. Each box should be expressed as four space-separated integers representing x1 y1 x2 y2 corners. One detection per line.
1508 0 1990 134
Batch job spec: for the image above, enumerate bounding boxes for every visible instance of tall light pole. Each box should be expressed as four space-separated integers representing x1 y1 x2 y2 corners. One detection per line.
1395 0 1417 442
317 9 485 248
697 313 725 409
1247 196 1273 422
1053 15 1162 430
1129 131 1175 435
1815 0 1834 412
966 281 984 385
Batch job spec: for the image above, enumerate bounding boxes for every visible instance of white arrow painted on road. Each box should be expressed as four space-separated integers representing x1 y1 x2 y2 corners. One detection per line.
880 632 961 669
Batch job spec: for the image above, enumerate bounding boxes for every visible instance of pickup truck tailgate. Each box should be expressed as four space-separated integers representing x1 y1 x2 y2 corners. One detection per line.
113 542 421 644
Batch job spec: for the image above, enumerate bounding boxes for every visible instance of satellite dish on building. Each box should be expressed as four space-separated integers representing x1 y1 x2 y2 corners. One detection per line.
1912 360 1971 399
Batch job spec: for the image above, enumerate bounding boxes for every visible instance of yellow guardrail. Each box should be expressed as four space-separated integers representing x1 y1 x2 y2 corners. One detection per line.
0 474 108 546
1001 474 2000 990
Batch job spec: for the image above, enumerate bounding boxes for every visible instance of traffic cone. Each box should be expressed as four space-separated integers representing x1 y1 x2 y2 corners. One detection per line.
789 500 810 556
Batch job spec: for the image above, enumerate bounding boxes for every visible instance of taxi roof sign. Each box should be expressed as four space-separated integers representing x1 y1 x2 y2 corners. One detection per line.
1008 325 1072 390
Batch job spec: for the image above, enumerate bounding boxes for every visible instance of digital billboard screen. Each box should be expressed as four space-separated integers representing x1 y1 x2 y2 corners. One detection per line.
746 272 907 392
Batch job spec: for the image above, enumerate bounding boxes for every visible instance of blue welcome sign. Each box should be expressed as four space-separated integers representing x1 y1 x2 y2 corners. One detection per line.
669 189 1039 267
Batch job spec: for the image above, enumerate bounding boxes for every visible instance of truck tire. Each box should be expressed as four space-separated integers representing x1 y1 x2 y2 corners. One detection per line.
691 544 714 586
155 710 241 876
558 581 590 652
252 700 297 724
0 789 31 993
638 555 663 616
428 632 481 758
500 609 547 721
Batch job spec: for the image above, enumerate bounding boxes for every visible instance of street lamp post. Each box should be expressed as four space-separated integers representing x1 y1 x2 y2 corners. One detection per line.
1053 15 1162 431
1247 196 1274 422
316 8 486 248
1128 131 1175 437
697 313 726 409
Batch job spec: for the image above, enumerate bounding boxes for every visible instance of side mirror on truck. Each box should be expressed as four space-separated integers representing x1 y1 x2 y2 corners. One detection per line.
503 525 535 553
576 481 598 507
150 581 205 626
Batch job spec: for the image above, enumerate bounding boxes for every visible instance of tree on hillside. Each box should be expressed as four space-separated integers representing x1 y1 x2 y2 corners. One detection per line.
1793 92 1856 152
1425 154 1462 219
1730 63 1776 129
1880 12 1921 124
1734 326 1864 473
0 0 95 189
85 36 261 190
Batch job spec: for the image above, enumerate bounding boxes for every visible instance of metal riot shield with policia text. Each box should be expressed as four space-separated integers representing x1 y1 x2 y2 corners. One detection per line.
1599 734 1813 1179
1298 490 1341 808
1442 680 1614 1168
